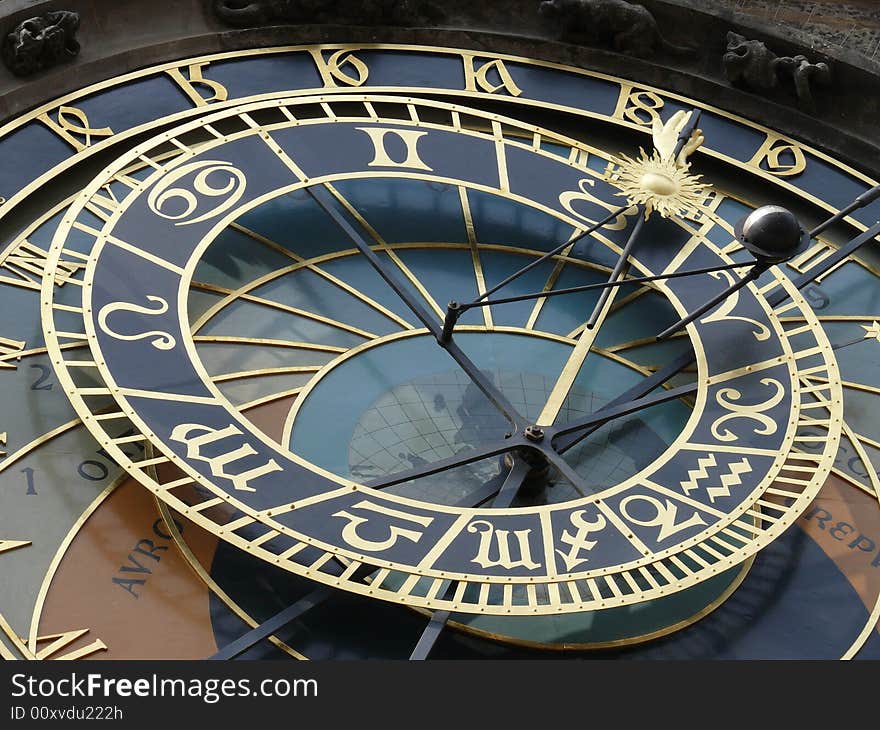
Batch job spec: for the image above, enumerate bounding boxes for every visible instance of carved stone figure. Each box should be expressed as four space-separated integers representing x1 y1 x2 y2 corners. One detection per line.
539 0 694 59
213 0 445 27
723 32 831 111
2 11 81 77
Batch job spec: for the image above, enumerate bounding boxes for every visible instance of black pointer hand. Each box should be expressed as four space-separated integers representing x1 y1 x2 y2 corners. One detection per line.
561 202 880 454
306 183 528 431
367 385 698 496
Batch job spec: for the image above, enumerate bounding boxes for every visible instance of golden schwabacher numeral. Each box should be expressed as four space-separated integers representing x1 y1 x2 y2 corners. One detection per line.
310 49 369 87
614 84 665 127
748 133 807 177
166 61 229 106
38 105 113 151
0 239 86 289
462 54 522 96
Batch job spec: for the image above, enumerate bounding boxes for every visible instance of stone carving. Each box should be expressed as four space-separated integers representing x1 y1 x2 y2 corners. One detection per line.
723 32 831 111
213 0 445 27
539 0 694 59
2 11 81 77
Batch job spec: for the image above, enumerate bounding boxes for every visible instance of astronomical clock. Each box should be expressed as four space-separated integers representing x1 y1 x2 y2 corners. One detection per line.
0 1 879 661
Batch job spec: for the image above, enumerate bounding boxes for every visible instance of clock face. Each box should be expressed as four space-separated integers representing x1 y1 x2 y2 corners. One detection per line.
1 45 879 660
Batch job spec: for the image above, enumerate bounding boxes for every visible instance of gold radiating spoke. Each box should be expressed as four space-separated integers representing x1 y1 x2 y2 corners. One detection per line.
525 227 584 330
323 182 446 319
230 222 415 330
190 281 378 339
536 280 623 427
459 186 493 329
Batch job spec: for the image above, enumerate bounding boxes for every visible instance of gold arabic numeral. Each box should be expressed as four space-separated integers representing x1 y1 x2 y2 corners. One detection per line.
332 500 433 552
0 337 26 369
462 54 523 96
0 538 30 555
147 159 247 226
467 520 541 571
0 430 5 458
786 239 847 283
97 296 177 351
559 178 633 231
555 510 607 571
309 48 369 88
748 134 807 178
166 61 229 107
711 378 786 443
356 127 433 171
614 85 665 127
1 240 85 288
31 628 107 660
37 105 113 151
618 495 707 543
169 423 282 493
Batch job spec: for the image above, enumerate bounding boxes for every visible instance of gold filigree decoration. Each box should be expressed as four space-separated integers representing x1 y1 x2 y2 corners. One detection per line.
606 110 709 219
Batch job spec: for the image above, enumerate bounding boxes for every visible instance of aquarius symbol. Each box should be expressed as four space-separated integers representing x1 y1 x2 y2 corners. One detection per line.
680 454 753 502
97 296 176 351
711 378 785 442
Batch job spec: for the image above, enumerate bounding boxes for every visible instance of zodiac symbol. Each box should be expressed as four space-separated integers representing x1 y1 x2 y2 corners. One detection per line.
555 510 607 571
170 423 282 493
468 520 540 570
97 296 176 351
619 495 706 542
680 454 753 502
332 500 433 552
147 159 246 226
700 269 771 341
711 378 785 442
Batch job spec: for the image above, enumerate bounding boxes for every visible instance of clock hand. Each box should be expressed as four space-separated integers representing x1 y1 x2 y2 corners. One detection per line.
410 458 533 660
583 108 704 329
448 260 744 312
439 204 632 343
529 110 705 428
534 213 645 429
657 187 880 340
210 585 335 660
306 183 527 430
550 381 698 451
559 192 880 452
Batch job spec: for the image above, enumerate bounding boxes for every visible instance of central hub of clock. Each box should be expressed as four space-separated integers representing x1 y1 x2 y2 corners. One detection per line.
285 329 689 506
